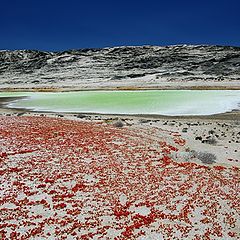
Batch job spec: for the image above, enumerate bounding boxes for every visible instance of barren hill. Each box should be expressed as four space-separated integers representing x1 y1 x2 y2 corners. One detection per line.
0 45 240 90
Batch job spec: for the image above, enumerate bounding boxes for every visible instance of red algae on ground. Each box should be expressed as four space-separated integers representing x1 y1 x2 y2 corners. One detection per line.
0 116 239 239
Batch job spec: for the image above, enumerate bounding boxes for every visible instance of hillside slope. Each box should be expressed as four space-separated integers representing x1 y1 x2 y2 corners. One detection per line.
0 45 240 90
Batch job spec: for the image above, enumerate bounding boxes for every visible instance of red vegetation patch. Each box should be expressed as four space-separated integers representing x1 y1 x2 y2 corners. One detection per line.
0 116 239 239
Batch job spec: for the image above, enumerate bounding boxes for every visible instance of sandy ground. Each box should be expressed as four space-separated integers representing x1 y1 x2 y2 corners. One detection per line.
0 108 239 168
0 105 239 239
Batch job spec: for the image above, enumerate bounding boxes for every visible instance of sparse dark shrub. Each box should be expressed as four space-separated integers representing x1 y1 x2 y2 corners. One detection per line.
17 112 26 116
77 114 86 119
113 121 124 128
191 150 216 164
205 138 217 145
208 130 215 135
139 119 150 123
234 121 240 126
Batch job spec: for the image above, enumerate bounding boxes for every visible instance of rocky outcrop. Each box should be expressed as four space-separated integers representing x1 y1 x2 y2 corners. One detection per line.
0 45 239 89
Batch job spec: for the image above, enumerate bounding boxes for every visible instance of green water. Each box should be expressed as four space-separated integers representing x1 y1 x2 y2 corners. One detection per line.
0 90 240 116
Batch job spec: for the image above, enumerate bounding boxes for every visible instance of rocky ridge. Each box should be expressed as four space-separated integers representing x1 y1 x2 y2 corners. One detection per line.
0 45 240 89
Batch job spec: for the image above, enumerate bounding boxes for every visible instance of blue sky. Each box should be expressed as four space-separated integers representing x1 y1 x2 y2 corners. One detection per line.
1 0 240 51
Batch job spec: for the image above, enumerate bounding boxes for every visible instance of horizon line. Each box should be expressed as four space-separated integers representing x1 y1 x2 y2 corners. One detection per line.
1 43 240 52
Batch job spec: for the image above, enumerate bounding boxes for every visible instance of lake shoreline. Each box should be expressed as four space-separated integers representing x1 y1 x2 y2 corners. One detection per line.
1 84 240 93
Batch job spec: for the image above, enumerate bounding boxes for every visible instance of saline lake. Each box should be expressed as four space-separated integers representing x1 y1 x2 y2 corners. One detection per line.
0 90 240 116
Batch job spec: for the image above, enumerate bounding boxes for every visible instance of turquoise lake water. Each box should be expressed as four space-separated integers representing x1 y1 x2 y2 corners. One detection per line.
0 90 240 116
